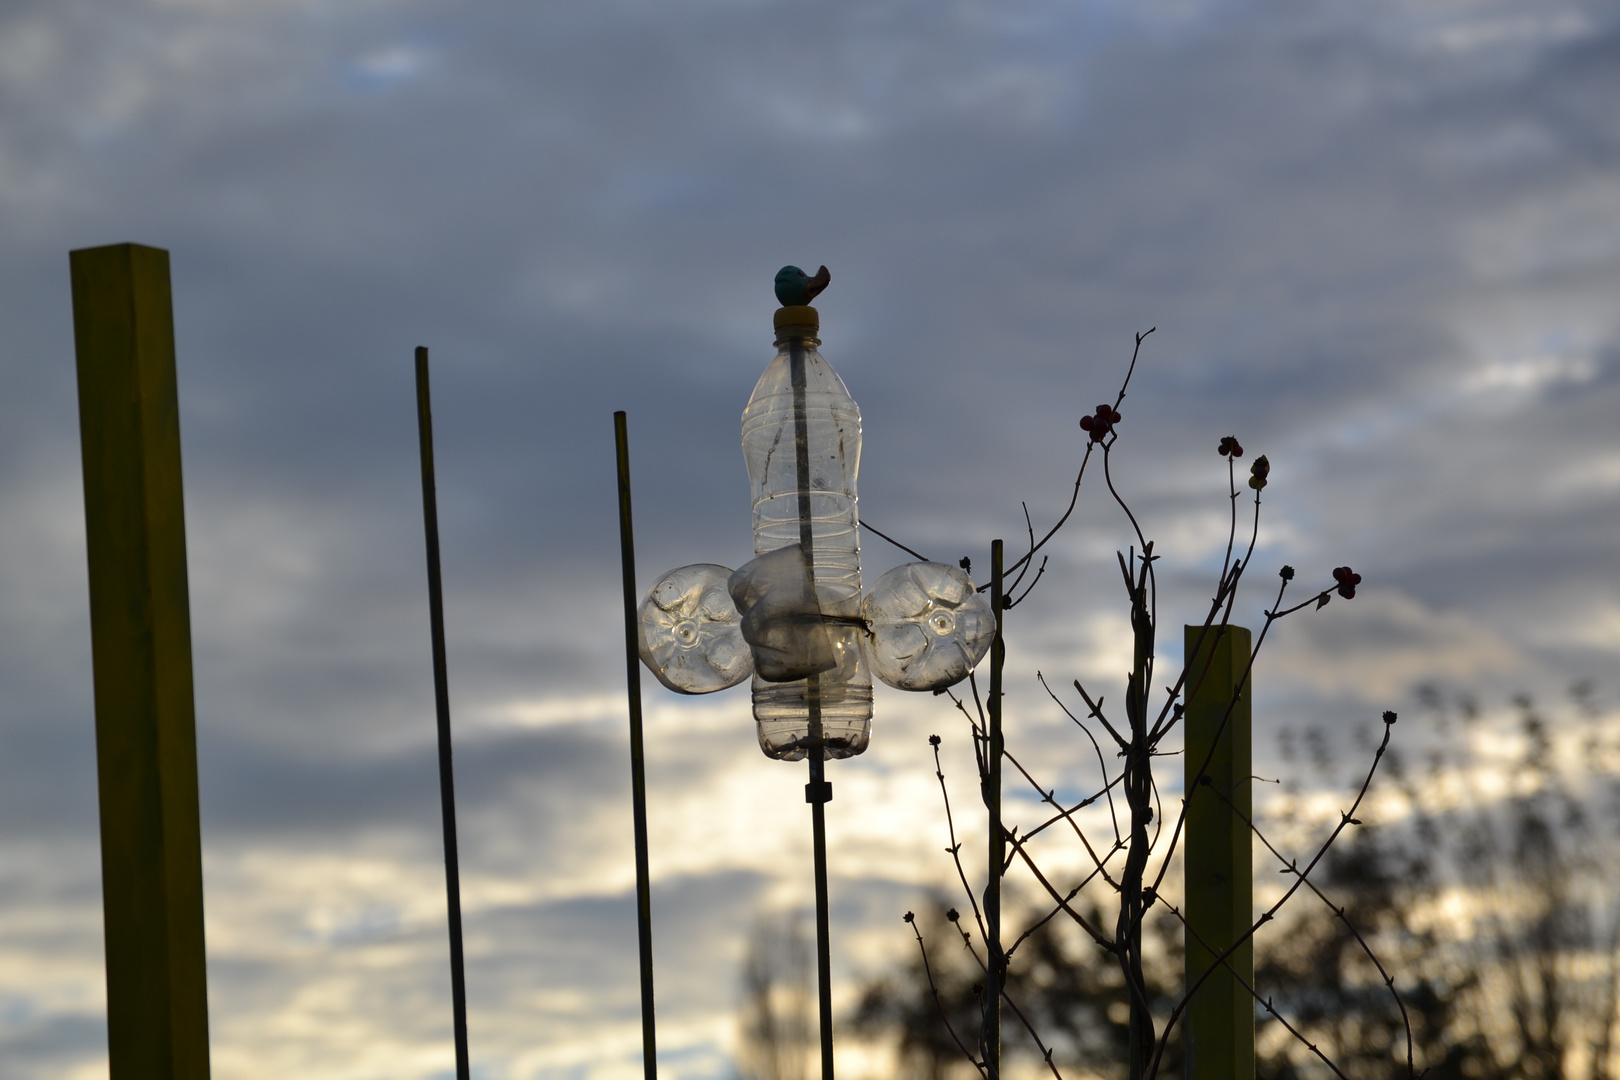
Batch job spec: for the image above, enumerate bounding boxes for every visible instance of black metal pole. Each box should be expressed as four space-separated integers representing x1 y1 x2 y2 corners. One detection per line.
614 412 660 1080
984 540 1005 1080
414 346 471 1080
808 749 833 1080
788 335 836 1080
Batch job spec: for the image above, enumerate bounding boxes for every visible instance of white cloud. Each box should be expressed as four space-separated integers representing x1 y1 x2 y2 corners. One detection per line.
1 0 1618 1075
1263 588 1523 701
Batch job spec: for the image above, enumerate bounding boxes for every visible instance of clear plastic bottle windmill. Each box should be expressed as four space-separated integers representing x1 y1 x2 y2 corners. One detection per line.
636 265 997 752
629 265 997 1080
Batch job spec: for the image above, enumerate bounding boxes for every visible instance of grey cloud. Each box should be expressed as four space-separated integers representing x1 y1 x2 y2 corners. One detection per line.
2 0 1618 1074
195 722 620 838
0 1014 105 1080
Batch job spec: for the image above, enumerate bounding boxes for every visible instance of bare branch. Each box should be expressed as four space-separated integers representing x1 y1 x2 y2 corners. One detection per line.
1006 836 1115 951
1039 672 1124 845
1002 745 1126 886
1151 902 1354 1080
931 737 989 945
1157 713 1398 1069
1210 757 1417 1078
905 914 987 1078
1005 887 1081 961
1006 557 1048 609
1003 502 1039 598
1067 677 1131 753
992 328 1156 587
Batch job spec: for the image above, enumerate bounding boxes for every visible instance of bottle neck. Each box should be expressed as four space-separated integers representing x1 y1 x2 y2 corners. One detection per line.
773 304 820 347
774 328 820 349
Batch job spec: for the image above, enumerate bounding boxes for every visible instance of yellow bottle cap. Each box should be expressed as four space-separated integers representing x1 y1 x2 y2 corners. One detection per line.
773 305 819 332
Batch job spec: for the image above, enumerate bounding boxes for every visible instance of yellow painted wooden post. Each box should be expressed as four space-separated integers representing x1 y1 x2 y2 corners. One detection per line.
71 243 212 1080
1183 624 1253 1080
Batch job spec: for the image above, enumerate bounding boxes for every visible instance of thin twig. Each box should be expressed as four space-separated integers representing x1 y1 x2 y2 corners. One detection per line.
1004 503 1038 598
990 328 1156 588
967 672 988 738
1007 837 1114 950
1038 672 1124 845
931 738 989 945
1068 677 1131 753
1213 780 1417 1077
1002 745 1126 886
1220 454 1239 585
945 918 1069 1080
1146 572 1295 904
1154 901 1354 1080
943 689 984 739
1152 714 1397 1075
1016 775 1125 845
1006 886 1082 961
905 916 987 1077
1008 557 1048 609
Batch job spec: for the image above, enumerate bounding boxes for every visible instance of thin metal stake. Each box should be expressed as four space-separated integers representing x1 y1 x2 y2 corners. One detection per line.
808 747 834 1080
788 334 837 1080
984 540 1005 1080
614 412 660 1080
414 346 471 1080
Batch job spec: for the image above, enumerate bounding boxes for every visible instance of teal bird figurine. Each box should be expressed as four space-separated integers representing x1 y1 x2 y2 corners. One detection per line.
774 265 831 306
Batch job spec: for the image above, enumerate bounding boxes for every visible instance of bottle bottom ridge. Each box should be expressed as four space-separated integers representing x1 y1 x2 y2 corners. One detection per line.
753 679 872 761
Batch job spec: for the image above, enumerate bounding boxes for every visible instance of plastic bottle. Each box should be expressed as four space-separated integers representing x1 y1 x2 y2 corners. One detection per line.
738 304 871 760
638 563 752 694
862 562 994 691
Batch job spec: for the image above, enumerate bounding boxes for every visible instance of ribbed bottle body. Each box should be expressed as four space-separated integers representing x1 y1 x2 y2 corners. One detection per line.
740 331 871 760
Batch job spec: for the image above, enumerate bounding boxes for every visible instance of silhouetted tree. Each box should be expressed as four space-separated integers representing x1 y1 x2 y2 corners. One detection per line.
1258 686 1620 1079
738 911 814 1080
846 687 1620 1080
849 889 1183 1080
840 332 1399 1080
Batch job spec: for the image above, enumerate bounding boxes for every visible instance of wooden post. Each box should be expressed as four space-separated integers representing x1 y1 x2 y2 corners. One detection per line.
71 243 212 1080
1183 624 1253 1080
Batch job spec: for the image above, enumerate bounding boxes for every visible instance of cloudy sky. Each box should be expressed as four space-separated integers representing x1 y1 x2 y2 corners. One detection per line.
2 0 1618 1077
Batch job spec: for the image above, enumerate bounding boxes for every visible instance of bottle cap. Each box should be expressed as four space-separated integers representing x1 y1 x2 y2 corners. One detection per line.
774 305 819 332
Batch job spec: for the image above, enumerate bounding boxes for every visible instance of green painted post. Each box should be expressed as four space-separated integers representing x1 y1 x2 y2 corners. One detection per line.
71 243 212 1080
1183 624 1253 1080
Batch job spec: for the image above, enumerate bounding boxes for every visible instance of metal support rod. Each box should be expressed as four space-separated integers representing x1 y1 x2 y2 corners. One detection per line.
1183 624 1255 1080
414 347 471 1080
808 749 834 1080
614 411 660 1080
983 540 1005 1080
788 335 837 1080
71 242 212 1080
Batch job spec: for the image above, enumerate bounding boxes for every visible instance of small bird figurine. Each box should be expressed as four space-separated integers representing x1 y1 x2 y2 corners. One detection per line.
774 264 831 306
